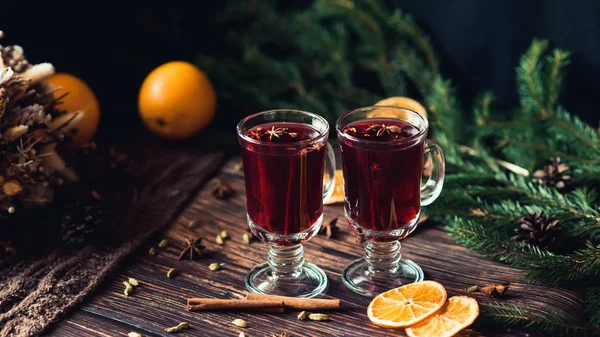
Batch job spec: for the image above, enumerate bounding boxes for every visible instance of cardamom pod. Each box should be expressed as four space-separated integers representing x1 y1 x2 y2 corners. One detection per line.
158 239 168 248
232 319 247 328
166 268 177 278
467 285 479 293
128 278 139 287
149 247 156 255
297 311 308 320
308 313 330 321
164 322 190 333
209 263 222 271
220 230 229 239
128 332 142 337
123 281 133 296
242 233 251 244
216 235 224 245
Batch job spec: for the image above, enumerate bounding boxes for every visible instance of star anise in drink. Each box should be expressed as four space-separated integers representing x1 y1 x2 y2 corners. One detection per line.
247 127 265 140
364 124 404 138
178 237 206 260
266 126 297 140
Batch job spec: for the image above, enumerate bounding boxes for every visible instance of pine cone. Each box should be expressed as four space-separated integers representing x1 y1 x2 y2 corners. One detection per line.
0 45 30 73
512 212 563 251
532 157 572 190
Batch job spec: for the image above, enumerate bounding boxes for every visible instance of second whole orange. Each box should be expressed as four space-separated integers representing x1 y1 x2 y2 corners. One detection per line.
138 61 217 140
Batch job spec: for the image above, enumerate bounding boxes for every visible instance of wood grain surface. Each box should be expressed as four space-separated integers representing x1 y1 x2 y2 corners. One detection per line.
47 158 586 337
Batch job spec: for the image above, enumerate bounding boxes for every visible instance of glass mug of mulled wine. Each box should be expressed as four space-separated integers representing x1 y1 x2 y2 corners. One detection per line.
336 106 445 296
236 109 336 298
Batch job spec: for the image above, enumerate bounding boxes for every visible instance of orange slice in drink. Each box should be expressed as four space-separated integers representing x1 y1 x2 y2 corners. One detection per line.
367 280 447 328
371 96 428 120
324 169 345 205
405 296 480 337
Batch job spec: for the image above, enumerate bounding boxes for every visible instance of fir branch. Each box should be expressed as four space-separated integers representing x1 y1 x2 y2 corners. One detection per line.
473 91 494 126
427 77 462 141
517 39 550 118
551 106 600 156
587 280 600 327
482 303 597 337
386 8 438 80
546 49 571 109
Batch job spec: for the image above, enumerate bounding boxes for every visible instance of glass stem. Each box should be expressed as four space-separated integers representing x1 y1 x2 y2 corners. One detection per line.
365 241 401 278
268 243 304 279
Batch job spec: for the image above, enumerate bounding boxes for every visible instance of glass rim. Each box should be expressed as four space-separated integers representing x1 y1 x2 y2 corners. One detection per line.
336 106 429 145
236 109 330 147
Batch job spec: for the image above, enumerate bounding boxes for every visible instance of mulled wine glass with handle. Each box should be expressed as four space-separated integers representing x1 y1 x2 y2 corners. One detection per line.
237 109 336 298
336 106 445 297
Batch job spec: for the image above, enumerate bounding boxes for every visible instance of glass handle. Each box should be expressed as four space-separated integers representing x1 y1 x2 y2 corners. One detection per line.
421 139 445 206
323 142 336 202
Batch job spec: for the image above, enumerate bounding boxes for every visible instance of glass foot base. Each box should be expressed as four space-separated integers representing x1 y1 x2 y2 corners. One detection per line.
245 262 328 298
342 258 424 297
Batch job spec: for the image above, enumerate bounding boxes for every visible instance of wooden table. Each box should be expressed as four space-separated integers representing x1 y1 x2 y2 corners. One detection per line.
47 158 584 337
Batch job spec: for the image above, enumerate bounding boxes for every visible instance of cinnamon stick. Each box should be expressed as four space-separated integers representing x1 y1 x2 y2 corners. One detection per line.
245 293 341 310
186 299 284 312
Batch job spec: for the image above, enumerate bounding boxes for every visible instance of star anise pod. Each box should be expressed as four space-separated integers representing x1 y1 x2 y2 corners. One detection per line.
319 217 339 239
247 127 265 140
479 282 510 298
364 124 403 138
213 180 234 200
532 157 572 190
178 237 206 260
513 212 562 251
266 126 296 140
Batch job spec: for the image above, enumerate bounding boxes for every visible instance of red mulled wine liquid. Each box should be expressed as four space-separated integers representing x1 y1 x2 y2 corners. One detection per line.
241 123 326 237
340 118 423 237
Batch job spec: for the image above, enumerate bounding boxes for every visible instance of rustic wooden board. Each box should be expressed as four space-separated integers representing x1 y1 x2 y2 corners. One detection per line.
47 158 586 337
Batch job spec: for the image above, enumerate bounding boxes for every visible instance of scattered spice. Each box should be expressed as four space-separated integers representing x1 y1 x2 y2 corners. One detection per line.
480 282 510 298
149 247 156 255
123 281 134 297
220 230 229 239
178 237 206 261
209 263 223 271
128 278 139 287
166 268 177 278
158 239 169 248
232 162 243 172
216 234 224 245
128 332 142 337
232 319 247 328
188 219 200 229
243 231 254 244
272 332 288 337
308 313 330 321
239 333 246 337
466 285 479 293
213 180 234 200
320 217 339 239
297 311 308 320
91 189 102 200
165 322 190 333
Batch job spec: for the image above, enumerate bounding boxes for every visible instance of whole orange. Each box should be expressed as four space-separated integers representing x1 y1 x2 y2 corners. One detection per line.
45 73 100 143
138 61 216 140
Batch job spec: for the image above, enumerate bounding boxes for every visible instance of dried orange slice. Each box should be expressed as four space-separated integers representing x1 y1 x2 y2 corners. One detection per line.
405 296 480 337
324 169 344 205
371 96 428 120
367 280 447 328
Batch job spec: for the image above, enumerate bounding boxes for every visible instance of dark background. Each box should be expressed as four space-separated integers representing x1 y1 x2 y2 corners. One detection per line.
3 1 599 141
